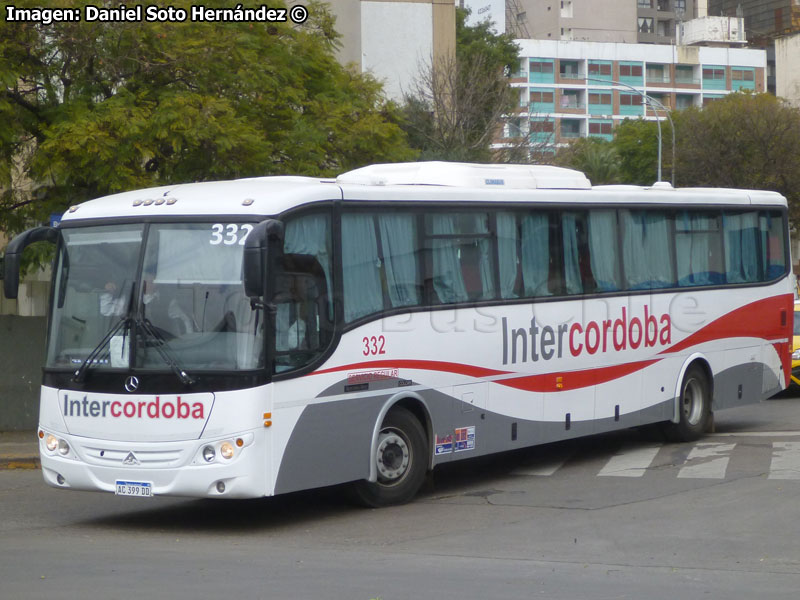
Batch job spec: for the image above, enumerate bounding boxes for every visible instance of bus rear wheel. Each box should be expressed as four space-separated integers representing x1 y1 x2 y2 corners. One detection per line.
352 407 428 508
664 364 712 442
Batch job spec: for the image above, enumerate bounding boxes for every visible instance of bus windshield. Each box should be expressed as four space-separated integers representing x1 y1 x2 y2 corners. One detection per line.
46 222 264 372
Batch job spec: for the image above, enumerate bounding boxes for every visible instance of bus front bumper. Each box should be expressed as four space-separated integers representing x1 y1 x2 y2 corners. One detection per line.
37 428 269 499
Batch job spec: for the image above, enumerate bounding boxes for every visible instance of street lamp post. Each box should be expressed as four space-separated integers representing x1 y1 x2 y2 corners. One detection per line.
584 76 675 185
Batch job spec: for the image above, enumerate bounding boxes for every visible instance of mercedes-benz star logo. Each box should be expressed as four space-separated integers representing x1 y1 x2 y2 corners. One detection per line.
124 376 139 393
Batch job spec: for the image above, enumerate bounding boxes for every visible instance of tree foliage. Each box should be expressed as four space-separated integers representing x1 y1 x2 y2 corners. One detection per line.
612 117 672 186
554 137 620 185
400 8 519 162
0 0 415 238
673 92 800 220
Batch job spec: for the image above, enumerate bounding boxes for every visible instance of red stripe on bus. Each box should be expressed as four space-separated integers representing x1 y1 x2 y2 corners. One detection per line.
312 359 512 380
495 359 660 393
658 295 793 356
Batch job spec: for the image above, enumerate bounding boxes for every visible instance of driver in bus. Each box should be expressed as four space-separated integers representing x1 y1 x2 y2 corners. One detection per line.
140 276 198 335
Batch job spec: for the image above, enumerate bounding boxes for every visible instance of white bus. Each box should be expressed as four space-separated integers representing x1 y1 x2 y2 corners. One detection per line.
3 162 793 506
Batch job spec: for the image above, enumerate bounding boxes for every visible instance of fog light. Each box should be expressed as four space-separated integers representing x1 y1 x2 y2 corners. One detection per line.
57 439 70 456
202 445 216 462
45 434 58 452
56 474 65 485
220 441 235 460
216 481 226 493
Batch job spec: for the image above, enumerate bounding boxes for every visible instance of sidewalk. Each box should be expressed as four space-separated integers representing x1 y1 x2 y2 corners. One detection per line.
0 431 40 469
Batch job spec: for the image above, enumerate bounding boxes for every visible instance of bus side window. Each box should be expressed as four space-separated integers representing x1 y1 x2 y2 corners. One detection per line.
273 265 331 373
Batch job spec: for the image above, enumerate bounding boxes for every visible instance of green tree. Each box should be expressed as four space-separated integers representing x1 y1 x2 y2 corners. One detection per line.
0 0 415 240
554 137 620 185
400 8 519 162
673 92 800 220
611 118 671 185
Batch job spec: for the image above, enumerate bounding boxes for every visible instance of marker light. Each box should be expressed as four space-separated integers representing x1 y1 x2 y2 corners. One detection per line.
220 442 235 460
202 445 216 462
45 434 58 452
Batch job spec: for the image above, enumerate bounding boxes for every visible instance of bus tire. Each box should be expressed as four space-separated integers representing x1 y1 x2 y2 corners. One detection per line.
663 364 712 442
352 407 428 508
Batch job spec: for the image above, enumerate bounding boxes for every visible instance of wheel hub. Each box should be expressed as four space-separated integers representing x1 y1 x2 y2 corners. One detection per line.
376 430 410 483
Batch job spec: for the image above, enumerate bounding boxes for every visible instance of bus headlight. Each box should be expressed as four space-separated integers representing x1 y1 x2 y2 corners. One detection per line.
202 445 216 462
57 439 70 456
45 434 59 452
220 442 235 460
792 349 800 360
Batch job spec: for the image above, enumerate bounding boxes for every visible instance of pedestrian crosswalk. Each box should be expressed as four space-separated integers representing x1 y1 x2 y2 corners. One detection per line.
511 432 800 481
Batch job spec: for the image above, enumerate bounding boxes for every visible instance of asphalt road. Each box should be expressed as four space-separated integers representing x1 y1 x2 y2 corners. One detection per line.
3 393 800 600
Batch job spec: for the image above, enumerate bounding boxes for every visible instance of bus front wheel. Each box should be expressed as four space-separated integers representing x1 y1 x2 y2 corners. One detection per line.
664 364 712 442
352 407 428 507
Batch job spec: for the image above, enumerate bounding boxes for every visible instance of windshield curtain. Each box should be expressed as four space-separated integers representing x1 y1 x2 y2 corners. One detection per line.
46 222 264 372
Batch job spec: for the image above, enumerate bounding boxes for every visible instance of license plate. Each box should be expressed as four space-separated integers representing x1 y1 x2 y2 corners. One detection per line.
115 481 153 497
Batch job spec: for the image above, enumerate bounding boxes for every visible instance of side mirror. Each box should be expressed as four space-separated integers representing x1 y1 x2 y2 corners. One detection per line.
3 226 59 300
242 219 284 298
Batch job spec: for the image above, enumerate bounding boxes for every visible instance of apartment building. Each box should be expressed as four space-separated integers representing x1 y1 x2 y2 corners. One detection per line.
505 39 766 148
513 0 697 44
324 0 455 101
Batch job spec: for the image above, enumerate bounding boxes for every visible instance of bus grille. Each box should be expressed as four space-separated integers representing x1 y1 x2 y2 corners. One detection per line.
79 444 186 468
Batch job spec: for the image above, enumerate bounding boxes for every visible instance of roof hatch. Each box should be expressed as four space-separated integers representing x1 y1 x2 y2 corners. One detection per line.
337 161 592 190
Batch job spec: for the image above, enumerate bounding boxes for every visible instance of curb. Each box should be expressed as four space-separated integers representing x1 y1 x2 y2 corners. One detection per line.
0 456 41 470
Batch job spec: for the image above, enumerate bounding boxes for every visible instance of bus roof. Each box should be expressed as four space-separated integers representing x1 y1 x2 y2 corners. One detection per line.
59 162 786 223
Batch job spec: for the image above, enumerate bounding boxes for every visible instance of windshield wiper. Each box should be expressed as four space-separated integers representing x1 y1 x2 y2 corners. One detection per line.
72 317 130 383
136 317 195 386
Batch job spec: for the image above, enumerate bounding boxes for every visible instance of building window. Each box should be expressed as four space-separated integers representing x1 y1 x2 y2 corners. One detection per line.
675 0 685 10
504 119 524 139
646 64 670 84
638 17 654 33
588 62 612 76
560 89 583 109
560 119 581 138
657 0 670 11
638 0 653 8
530 90 555 103
588 120 613 140
647 93 671 110
530 60 554 73
530 59 556 84
560 59 581 79
620 94 642 106
675 94 696 109
703 66 727 90
588 92 612 105
531 116 555 144
703 67 725 80
619 64 643 77
675 65 696 84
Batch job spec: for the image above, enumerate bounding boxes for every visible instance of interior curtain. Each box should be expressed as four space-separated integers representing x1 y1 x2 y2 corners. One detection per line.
587 210 620 291
562 213 582 294
430 215 468 303
496 213 519 299
622 210 674 289
379 214 421 308
676 212 713 286
520 213 551 296
284 213 333 317
341 214 383 321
